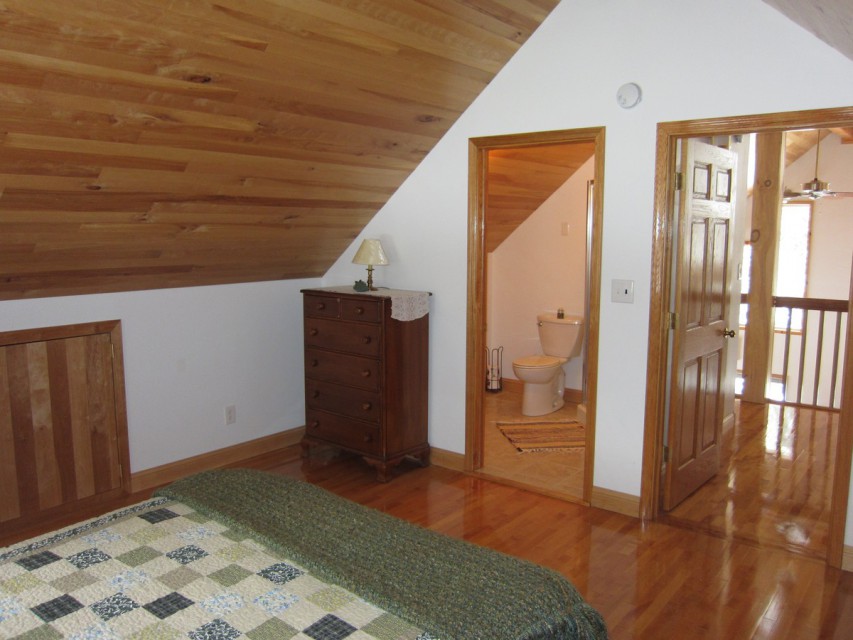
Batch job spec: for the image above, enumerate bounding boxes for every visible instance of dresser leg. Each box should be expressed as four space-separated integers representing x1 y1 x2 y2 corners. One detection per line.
412 447 431 467
362 458 392 482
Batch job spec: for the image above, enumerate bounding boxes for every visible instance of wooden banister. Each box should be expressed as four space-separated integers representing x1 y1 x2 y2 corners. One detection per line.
739 295 848 409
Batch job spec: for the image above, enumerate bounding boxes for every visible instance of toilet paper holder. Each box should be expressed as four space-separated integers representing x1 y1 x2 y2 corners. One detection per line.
485 346 503 392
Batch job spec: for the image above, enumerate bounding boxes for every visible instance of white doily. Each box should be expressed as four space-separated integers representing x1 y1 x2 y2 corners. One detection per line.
382 289 431 321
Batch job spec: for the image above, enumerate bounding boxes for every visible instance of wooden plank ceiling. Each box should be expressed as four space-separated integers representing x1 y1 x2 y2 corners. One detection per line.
485 142 595 254
0 0 558 300
785 128 853 168
761 0 853 62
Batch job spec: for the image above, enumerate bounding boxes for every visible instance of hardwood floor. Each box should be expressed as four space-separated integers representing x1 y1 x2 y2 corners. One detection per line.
4 398 850 639
269 452 853 639
662 400 837 560
479 383 585 501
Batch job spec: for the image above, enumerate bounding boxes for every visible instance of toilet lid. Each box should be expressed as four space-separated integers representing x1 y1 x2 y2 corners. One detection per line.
513 355 565 368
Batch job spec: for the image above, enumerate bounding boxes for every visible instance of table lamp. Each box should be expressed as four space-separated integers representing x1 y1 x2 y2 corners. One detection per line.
352 239 388 291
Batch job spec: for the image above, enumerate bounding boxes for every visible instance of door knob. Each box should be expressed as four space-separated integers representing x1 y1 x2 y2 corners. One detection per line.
723 328 736 338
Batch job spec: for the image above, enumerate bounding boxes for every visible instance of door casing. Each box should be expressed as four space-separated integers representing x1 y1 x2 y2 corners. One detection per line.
641 106 853 568
465 127 606 505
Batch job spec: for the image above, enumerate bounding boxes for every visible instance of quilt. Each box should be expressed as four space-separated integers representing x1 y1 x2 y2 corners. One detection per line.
0 498 431 640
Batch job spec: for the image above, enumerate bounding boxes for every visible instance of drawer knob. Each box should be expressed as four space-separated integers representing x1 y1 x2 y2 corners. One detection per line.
355 306 364 315
311 359 319 367
361 370 371 378
309 328 319 336
312 390 320 399
309 420 319 429
361 402 372 411
317 302 326 311
362 336 372 344
363 434 373 443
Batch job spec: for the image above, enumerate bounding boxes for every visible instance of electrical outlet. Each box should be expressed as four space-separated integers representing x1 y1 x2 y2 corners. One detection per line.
224 404 237 425
611 279 635 304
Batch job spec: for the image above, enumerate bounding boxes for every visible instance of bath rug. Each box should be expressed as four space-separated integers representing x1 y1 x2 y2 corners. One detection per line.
497 421 585 452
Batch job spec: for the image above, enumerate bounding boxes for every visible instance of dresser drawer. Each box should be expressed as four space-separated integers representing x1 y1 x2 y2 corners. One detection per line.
304 318 380 356
304 347 380 390
306 379 381 424
305 409 380 455
341 298 381 323
304 294 340 319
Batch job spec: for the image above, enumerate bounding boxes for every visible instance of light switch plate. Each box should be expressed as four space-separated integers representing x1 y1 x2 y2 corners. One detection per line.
612 279 634 303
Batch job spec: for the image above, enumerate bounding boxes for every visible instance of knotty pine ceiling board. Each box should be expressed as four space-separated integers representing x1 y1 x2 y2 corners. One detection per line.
761 0 853 62
485 142 595 254
0 0 558 299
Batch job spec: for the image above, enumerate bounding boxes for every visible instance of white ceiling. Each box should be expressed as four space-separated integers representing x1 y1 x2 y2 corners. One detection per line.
762 0 853 61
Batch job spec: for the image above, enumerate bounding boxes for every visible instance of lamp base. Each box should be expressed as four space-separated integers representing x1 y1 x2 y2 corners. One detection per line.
366 265 376 291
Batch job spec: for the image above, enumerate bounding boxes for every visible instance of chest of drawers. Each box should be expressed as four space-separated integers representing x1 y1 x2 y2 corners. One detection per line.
300 287 430 481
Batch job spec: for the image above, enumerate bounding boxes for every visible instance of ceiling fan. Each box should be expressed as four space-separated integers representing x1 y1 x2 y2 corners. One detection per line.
783 130 853 202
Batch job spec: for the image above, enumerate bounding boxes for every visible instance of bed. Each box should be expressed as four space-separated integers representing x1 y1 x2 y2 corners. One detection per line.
0 469 608 639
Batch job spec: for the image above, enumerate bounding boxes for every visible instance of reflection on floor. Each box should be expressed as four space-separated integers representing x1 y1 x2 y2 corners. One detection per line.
661 400 837 559
480 383 585 501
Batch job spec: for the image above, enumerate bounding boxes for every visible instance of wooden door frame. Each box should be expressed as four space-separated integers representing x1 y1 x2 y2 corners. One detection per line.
465 127 605 505
640 106 853 568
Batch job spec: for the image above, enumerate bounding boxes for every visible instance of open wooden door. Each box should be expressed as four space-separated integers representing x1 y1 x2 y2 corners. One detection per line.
663 139 738 510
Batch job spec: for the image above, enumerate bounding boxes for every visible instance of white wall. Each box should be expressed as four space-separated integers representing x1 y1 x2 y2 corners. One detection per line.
324 0 853 540
487 157 593 390
0 279 318 472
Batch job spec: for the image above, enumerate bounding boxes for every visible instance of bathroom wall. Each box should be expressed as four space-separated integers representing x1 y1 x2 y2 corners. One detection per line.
486 156 594 391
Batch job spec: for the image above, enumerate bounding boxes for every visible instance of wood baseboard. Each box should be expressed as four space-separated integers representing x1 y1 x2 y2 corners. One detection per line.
131 428 305 493
500 377 523 393
429 447 466 472
499 377 583 403
843 545 853 572
591 486 640 518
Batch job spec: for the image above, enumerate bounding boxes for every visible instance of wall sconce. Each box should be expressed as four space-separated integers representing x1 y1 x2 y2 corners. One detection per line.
352 239 388 291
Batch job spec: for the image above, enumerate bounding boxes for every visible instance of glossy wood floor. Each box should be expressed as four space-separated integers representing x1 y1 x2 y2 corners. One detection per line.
479 383 585 500
270 452 853 640
662 401 837 560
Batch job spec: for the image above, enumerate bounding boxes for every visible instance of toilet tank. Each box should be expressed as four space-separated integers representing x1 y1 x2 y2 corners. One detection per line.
537 313 584 358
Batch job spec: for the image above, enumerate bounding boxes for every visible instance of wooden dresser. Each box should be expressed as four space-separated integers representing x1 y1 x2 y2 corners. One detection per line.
301 287 430 481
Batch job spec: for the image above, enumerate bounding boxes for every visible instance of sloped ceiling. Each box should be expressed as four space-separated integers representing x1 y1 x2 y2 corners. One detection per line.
0 0 558 300
761 0 853 62
486 142 595 254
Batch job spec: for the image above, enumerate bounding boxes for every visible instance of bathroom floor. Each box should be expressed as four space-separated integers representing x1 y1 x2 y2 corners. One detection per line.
478 382 585 502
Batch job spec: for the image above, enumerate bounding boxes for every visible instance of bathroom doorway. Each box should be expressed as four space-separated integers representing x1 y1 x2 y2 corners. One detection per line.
465 127 605 504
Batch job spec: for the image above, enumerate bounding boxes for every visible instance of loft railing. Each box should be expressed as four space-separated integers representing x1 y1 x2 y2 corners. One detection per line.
773 296 847 409
740 296 848 410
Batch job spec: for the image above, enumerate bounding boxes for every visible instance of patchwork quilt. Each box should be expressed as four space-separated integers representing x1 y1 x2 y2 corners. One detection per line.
0 498 431 640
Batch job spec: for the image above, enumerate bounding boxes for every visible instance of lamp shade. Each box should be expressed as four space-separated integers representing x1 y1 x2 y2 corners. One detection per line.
352 239 389 266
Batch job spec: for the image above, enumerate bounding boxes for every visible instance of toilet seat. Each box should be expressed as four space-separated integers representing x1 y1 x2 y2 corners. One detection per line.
512 355 565 369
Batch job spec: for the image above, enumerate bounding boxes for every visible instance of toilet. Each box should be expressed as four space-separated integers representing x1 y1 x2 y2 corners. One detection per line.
512 313 584 416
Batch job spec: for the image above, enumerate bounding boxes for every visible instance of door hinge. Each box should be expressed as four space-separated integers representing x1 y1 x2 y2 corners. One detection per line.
663 446 670 463
110 343 115 359
669 311 678 330
674 171 684 191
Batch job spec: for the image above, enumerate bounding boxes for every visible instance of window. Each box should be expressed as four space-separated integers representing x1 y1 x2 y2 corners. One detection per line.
740 202 811 330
